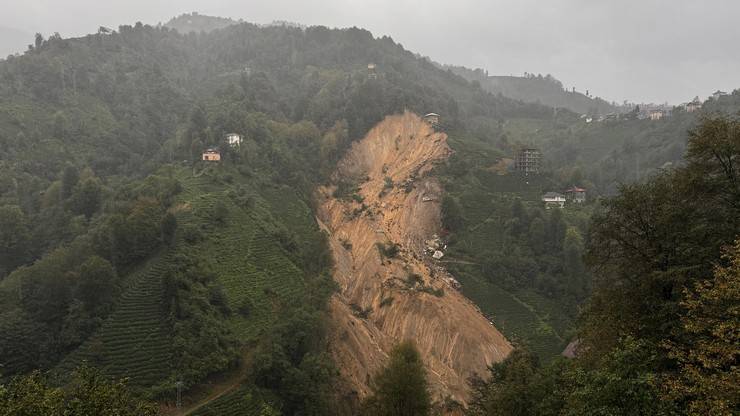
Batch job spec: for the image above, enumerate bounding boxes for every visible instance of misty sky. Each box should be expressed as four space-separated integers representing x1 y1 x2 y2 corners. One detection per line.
2 0 739 104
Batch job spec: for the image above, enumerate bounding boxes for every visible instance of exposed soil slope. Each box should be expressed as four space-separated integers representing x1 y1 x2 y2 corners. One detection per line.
318 112 512 405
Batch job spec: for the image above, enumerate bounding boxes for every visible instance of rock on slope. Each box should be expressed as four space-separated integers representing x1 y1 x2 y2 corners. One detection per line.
317 112 512 406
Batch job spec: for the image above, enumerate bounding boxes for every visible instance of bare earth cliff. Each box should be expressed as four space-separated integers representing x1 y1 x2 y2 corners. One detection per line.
317 112 512 407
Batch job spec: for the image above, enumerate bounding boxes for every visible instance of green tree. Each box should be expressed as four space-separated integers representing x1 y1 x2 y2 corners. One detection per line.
565 338 670 416
61 164 79 200
0 205 30 276
527 217 546 254
69 177 103 218
110 197 163 266
64 365 159 415
0 366 159 415
362 341 431 416
0 371 64 416
664 240 740 415
562 226 585 297
584 115 740 358
161 212 178 245
74 255 118 315
467 349 539 416
441 195 464 233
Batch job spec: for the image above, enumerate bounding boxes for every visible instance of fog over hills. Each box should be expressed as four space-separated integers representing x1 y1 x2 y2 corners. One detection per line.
0 5 738 415
3 1 740 103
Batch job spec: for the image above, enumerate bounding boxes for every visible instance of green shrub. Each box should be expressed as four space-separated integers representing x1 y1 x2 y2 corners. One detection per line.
377 242 400 259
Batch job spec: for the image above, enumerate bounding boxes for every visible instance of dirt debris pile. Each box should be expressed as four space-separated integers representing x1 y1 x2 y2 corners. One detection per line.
317 112 512 407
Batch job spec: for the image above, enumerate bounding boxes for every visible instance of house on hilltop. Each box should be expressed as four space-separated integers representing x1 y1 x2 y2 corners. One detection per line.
515 147 541 175
542 192 566 209
564 186 586 203
202 148 221 161
686 97 702 113
712 90 728 100
367 63 378 80
649 109 665 121
225 133 243 148
423 113 440 128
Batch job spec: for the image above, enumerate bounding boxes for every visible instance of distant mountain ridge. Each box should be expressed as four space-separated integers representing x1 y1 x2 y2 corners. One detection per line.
446 65 620 115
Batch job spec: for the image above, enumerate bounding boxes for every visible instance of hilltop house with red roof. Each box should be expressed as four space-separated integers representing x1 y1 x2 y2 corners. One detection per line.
564 186 586 203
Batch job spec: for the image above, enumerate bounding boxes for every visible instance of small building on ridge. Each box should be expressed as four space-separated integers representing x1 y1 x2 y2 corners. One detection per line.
202 148 221 162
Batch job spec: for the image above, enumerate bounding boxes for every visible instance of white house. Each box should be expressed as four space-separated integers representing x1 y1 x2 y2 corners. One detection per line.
225 133 243 148
367 63 378 80
686 98 702 113
649 109 665 121
423 113 440 127
542 192 566 209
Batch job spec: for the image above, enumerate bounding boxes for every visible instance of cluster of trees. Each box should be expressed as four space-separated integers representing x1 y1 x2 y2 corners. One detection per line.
0 172 182 375
441 187 590 313
486 199 589 300
361 341 432 416
161 254 239 386
466 115 740 415
0 366 158 415
448 65 618 116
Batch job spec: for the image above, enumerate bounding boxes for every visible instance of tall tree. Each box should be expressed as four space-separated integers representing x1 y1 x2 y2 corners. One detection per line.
362 341 431 416
664 240 740 415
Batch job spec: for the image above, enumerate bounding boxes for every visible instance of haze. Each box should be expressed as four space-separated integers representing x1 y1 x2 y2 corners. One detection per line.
2 0 739 104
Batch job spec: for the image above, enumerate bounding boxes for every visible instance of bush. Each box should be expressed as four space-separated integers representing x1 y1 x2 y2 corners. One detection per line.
379 297 394 308
406 273 423 286
182 225 203 244
377 242 400 259
212 200 229 224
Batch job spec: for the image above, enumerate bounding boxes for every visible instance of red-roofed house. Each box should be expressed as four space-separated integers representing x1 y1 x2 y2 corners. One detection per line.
564 186 586 203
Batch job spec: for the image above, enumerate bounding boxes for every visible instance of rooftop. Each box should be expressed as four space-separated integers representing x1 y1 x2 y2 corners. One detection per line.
543 192 565 199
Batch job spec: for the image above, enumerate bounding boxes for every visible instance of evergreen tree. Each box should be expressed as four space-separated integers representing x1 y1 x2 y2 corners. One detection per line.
362 341 431 416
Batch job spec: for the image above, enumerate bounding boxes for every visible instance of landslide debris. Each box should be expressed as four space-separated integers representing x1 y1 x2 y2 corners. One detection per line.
317 112 512 406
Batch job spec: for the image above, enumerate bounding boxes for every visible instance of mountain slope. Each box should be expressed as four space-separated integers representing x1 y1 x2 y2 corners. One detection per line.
447 65 619 115
318 112 512 406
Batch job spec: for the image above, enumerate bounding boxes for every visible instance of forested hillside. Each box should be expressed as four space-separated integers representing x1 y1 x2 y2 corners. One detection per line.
447 66 619 116
0 19 557 413
0 15 737 415
466 114 740 416
164 12 238 34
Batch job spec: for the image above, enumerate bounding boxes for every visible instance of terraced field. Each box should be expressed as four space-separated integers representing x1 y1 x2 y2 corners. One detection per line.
451 266 564 358
440 144 574 359
54 253 174 389
189 387 268 416
52 167 321 405
176 174 306 341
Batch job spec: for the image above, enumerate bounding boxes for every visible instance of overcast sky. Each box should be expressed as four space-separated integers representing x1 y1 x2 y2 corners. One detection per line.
2 0 739 104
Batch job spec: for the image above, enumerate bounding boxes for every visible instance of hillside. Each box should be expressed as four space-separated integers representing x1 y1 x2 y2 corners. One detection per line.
1 14 736 415
318 113 511 407
447 66 619 115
